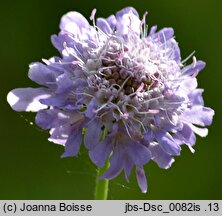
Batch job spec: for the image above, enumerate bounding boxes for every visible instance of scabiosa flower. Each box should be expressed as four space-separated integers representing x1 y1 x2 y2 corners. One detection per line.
7 7 214 193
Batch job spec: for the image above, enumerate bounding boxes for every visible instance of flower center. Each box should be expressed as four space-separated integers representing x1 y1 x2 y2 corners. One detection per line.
86 35 162 96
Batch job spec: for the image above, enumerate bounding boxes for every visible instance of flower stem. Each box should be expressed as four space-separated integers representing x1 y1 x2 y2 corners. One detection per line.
94 159 110 200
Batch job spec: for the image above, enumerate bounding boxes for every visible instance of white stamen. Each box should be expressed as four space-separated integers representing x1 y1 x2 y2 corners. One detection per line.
142 96 164 104
181 50 196 64
188 145 195 153
125 103 158 116
90 8 97 21
192 56 197 68
161 31 167 51
123 121 132 138
63 42 84 64
148 109 159 114
73 92 93 98
140 11 148 28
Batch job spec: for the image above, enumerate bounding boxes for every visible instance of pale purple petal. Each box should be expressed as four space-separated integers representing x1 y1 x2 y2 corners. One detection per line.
35 109 70 130
84 120 102 150
181 60 206 76
60 11 89 34
126 142 151 167
175 123 195 145
179 77 197 93
168 38 181 62
99 148 124 180
149 143 175 169
85 98 97 118
189 124 208 137
7 88 51 112
116 7 141 35
106 15 116 30
136 167 147 193
51 33 75 53
55 74 74 94
158 28 174 43
188 89 204 105
89 137 112 167
48 125 71 145
35 109 58 129
61 127 82 157
182 106 214 126
124 157 134 182
96 18 112 34
28 63 56 88
40 94 67 107
155 131 181 155
116 7 139 19
143 129 153 143
149 25 157 36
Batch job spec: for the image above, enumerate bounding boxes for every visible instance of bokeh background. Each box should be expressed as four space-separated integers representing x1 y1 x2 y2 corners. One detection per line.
0 0 221 199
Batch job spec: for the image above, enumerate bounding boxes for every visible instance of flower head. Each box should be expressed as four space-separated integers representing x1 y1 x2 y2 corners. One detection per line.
7 7 214 193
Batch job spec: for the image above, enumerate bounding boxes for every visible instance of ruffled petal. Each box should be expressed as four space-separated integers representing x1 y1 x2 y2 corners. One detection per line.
116 7 141 35
60 11 90 35
51 34 64 53
179 77 198 93
48 125 71 145
188 89 204 105
96 18 112 34
7 87 51 112
35 109 71 130
167 38 181 62
51 33 75 53
35 109 58 129
149 143 175 169
149 25 157 36
116 7 139 19
55 73 74 94
28 63 56 88
155 131 181 155
182 106 214 126
106 15 116 30
175 123 195 145
158 28 174 43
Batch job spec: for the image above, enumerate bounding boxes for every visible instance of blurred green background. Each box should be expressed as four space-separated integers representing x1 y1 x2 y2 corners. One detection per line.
0 0 221 199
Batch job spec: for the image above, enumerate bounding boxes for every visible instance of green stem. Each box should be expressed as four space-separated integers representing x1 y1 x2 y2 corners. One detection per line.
94 159 110 200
